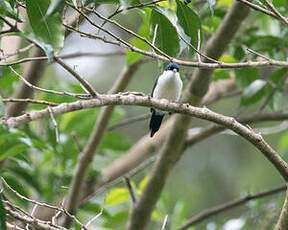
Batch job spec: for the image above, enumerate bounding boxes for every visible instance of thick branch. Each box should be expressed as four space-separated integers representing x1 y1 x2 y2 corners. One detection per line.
127 1 250 229
274 184 288 230
3 94 287 188
61 62 142 227
97 80 236 194
79 110 288 203
179 185 286 230
6 48 46 117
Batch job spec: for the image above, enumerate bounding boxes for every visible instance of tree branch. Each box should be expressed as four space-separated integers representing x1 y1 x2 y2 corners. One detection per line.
3 93 288 191
2 98 58 106
63 23 288 70
179 185 286 230
54 57 98 97
6 10 88 117
6 48 46 117
96 79 237 197
127 1 250 229
236 0 278 19
274 184 288 230
262 0 288 25
61 61 143 227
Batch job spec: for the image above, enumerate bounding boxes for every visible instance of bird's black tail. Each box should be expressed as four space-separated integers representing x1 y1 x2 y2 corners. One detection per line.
149 109 164 137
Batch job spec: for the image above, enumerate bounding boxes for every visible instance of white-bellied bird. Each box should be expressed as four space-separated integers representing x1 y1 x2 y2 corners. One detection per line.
149 62 183 137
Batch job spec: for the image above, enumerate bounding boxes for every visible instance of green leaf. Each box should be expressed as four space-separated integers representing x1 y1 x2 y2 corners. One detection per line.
0 132 25 146
278 131 288 153
270 68 288 84
235 68 259 89
100 132 130 151
176 0 201 49
0 65 20 95
212 69 230 81
1 174 30 207
26 0 64 56
106 187 129 205
171 201 187 229
120 0 140 9
8 166 41 192
137 175 149 195
202 16 221 34
241 79 267 106
216 0 233 7
23 33 55 61
102 210 128 228
0 0 23 21
270 90 282 111
46 0 66 16
0 194 6 230
7 0 15 7
273 0 286 7
0 95 4 117
82 0 119 5
0 143 30 161
150 9 180 57
219 54 238 63
127 10 151 65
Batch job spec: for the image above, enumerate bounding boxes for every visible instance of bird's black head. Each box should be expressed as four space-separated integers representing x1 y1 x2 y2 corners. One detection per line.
165 62 179 72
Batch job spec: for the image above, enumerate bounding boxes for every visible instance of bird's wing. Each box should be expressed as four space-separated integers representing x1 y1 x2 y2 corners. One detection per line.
151 77 159 97
150 77 159 113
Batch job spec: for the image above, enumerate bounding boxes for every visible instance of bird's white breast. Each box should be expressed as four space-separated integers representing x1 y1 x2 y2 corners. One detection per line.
152 71 182 102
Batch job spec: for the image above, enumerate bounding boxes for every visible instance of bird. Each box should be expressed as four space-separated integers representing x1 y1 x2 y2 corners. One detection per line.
149 62 183 137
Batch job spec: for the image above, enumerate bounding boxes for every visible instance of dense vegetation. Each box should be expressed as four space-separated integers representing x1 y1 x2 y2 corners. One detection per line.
0 0 288 229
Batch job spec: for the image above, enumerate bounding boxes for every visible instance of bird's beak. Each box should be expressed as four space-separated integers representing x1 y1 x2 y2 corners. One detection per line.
173 69 177 73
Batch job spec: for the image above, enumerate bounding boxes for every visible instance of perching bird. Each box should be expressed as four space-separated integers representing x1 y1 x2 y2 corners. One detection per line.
149 62 183 137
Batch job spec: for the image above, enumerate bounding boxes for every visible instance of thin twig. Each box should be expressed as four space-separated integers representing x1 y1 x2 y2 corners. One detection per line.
246 48 270 61
0 51 125 66
152 24 159 52
1 44 34 59
2 98 58 106
197 29 201 62
93 0 167 35
178 34 221 64
7 222 25 230
124 177 136 204
3 28 288 69
71 132 83 152
84 198 105 229
8 66 91 99
80 156 156 206
69 3 173 62
1 177 88 230
25 204 38 230
259 76 286 112
236 0 278 19
48 106 60 143
108 113 150 131
262 0 288 25
178 185 286 230
0 15 18 30
54 57 97 97
2 93 288 181
161 215 169 230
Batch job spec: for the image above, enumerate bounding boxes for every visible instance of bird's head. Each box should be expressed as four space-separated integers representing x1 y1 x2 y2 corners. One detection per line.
165 62 179 73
